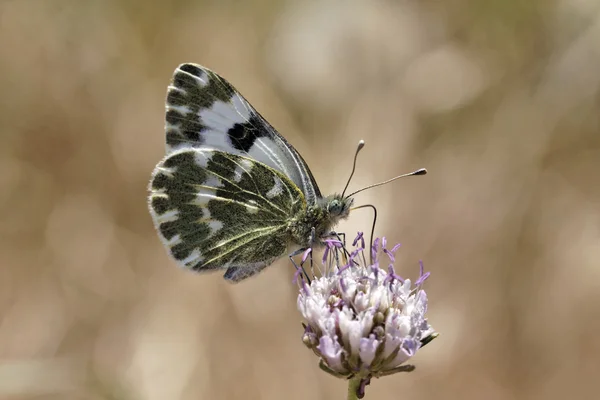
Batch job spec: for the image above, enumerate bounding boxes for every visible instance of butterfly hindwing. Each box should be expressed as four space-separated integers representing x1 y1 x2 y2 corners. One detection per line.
148 147 307 281
165 63 322 204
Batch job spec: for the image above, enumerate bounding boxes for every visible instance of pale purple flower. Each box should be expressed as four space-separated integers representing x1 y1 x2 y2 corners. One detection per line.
297 233 437 382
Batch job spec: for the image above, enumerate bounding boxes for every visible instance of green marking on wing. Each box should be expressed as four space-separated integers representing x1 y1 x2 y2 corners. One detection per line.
192 155 288 217
202 224 287 266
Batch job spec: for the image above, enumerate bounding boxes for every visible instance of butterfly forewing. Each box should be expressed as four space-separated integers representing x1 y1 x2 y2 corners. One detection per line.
148 148 306 281
164 63 321 204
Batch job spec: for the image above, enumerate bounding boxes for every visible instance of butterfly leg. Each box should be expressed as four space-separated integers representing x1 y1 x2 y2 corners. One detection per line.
308 227 317 276
289 247 313 284
336 232 346 247
324 231 346 246
324 231 356 267
334 232 354 265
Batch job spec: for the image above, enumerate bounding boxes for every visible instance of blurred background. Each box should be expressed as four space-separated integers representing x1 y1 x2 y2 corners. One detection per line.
1 0 599 399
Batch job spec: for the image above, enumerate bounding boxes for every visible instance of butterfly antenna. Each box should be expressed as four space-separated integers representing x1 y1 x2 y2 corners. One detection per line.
350 204 378 264
341 140 366 198
346 168 427 198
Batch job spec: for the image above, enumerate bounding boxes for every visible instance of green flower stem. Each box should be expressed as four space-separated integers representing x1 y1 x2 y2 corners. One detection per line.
347 377 362 400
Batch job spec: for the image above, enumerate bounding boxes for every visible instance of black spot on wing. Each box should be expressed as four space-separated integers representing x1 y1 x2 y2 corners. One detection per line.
227 113 269 152
172 70 201 95
162 150 200 170
181 222 211 245
166 90 187 107
151 197 170 215
170 242 192 261
151 173 169 191
179 64 203 77
159 220 179 241
178 203 205 221
206 152 238 181
165 109 183 125
190 261 222 273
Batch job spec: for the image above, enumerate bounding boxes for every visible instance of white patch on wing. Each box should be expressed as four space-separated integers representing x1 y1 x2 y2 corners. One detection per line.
208 220 223 233
156 165 176 177
203 174 223 189
195 187 218 199
232 158 253 183
177 67 209 87
192 190 257 213
165 122 178 132
231 94 252 122
164 234 182 247
245 135 317 203
169 105 192 115
232 167 244 182
240 158 253 169
155 209 179 223
198 129 242 154
194 150 211 168
180 248 204 266
167 84 185 93
199 98 250 132
266 175 283 199
245 136 301 185
246 199 259 213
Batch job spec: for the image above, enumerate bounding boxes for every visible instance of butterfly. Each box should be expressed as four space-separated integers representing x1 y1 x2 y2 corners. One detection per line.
148 63 425 283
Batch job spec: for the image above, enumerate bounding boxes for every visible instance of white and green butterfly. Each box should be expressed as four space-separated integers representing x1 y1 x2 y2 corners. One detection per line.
148 63 425 283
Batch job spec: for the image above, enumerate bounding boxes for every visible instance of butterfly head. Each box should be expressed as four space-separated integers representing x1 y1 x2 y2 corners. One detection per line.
324 194 354 219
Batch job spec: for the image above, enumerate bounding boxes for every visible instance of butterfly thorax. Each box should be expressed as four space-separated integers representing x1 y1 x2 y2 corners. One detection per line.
288 194 353 248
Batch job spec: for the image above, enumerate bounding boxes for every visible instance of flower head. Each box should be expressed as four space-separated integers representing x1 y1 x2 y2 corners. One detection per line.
297 233 437 383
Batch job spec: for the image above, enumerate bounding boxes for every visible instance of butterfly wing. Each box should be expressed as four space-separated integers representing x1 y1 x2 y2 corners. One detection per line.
165 63 322 204
148 148 306 282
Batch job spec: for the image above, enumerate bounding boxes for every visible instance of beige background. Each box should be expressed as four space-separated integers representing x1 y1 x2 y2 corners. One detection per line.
1 0 599 399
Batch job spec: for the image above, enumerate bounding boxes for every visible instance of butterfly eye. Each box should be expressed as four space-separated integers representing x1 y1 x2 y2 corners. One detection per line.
328 199 343 215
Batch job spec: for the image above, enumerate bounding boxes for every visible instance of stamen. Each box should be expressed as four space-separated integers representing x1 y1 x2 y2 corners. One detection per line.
352 232 365 248
382 248 395 263
390 243 401 253
385 264 404 285
371 238 380 264
294 267 309 293
322 245 330 264
415 261 430 286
